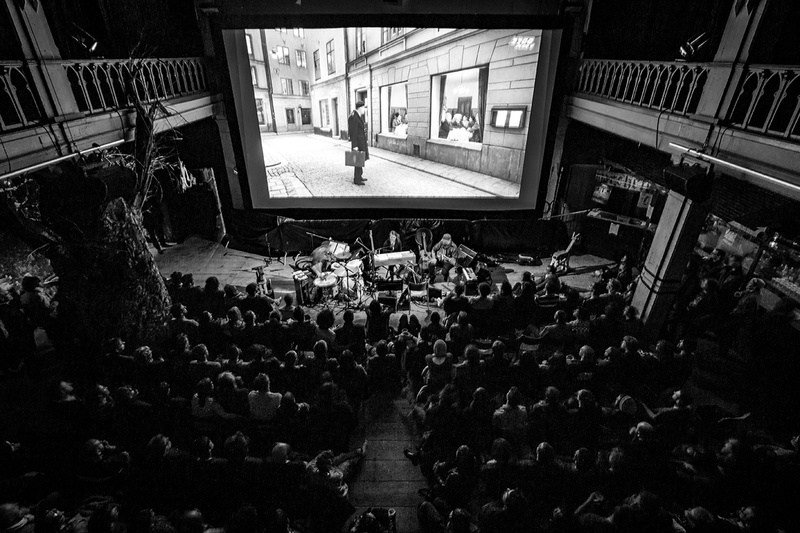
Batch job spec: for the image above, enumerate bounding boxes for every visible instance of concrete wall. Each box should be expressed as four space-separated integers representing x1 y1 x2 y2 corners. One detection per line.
370 29 541 183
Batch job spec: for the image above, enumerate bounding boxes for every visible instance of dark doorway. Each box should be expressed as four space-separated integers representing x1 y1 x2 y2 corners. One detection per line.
331 97 339 136
457 97 473 117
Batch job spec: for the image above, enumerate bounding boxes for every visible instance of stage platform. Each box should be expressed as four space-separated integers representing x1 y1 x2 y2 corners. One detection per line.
152 236 613 327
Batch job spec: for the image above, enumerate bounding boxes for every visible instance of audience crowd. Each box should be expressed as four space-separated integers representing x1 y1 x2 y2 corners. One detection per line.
0 249 799 533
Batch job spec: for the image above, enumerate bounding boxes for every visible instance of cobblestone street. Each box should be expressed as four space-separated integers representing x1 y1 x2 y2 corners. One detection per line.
260 133 521 198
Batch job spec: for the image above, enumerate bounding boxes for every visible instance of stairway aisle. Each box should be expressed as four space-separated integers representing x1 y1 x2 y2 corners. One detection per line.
347 389 427 533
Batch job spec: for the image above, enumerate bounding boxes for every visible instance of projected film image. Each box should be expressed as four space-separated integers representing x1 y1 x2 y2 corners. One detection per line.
245 28 542 199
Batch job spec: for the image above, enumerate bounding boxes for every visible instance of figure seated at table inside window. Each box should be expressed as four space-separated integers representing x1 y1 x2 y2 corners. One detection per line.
447 113 471 142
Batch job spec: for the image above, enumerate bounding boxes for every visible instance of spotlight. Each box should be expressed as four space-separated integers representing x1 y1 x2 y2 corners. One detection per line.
679 32 709 60
69 23 99 55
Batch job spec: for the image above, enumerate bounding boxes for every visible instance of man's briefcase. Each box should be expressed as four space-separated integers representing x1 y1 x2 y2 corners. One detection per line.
345 150 366 167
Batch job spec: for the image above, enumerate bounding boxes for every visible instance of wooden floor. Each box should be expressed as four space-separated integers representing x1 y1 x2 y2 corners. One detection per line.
152 235 613 329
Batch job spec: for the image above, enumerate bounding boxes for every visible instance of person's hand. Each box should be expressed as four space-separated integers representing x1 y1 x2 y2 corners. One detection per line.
589 491 604 504
353 147 359 151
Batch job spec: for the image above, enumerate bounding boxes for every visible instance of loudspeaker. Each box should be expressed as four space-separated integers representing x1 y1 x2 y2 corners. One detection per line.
663 165 713 202
375 280 403 292
457 244 477 267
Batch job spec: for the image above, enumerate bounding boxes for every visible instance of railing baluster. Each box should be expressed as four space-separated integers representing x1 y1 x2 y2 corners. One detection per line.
763 70 791 134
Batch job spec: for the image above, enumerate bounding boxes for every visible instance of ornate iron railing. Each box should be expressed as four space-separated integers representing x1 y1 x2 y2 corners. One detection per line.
575 59 709 115
727 65 800 140
62 57 208 115
0 61 43 132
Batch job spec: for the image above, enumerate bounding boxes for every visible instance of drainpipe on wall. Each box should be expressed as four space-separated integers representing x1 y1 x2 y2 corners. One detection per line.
368 63 373 146
343 27 351 139
259 29 279 134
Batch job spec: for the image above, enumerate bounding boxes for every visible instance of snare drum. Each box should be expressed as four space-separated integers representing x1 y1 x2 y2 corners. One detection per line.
331 262 347 277
313 272 338 289
313 272 339 301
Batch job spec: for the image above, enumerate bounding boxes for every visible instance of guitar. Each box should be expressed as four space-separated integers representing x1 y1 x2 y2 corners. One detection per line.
437 250 457 266
419 232 434 269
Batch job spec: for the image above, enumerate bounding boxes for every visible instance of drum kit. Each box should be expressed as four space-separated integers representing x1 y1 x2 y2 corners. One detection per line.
307 237 367 308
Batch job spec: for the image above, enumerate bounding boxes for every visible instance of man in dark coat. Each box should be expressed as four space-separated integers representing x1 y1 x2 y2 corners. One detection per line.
347 101 369 185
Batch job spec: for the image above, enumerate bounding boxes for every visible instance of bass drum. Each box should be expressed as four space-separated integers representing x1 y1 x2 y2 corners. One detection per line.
339 276 360 299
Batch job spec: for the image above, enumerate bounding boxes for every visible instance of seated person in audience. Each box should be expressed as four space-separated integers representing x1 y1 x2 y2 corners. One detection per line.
442 285 471 326
168 303 200 344
199 276 226 318
77 438 131 481
420 311 448 344
448 311 474 361
248 373 282 422
602 254 639 290
191 378 240 422
187 344 222 385
215 371 249 417
334 309 366 359
365 300 391 343
277 294 296 321
223 285 244 313
240 283 272 321
470 282 494 311
421 339 454 396
367 340 400 394
493 387 529 453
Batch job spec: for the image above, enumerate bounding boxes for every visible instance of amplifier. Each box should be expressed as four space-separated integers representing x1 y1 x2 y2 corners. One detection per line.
292 270 313 306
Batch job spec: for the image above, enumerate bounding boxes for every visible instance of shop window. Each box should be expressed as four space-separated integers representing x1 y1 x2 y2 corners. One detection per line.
430 66 488 144
380 82 408 137
286 108 295 124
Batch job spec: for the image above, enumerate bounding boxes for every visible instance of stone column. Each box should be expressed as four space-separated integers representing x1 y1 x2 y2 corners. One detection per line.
3 0 81 119
631 190 708 341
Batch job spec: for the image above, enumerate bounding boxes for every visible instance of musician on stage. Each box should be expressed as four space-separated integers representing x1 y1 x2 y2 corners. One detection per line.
428 233 458 283
382 231 403 280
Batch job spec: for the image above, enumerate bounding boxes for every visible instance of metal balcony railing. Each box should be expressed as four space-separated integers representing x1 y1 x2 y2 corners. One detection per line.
575 59 709 116
727 65 800 140
62 57 208 115
0 61 43 132
1 58 208 133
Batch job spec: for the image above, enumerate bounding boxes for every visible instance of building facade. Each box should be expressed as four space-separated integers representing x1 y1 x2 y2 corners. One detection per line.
245 28 313 133
349 28 540 184
306 28 349 138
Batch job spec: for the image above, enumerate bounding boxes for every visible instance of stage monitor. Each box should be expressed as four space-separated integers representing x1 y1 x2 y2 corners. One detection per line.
224 25 562 211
